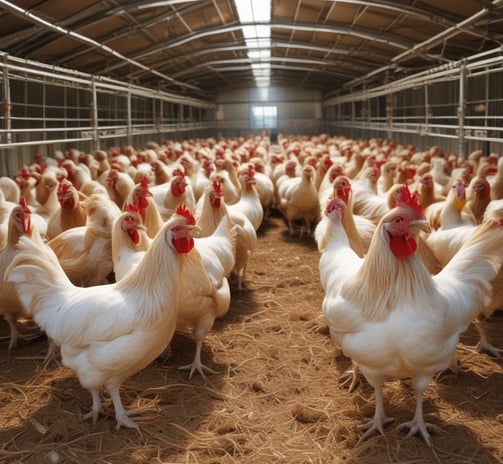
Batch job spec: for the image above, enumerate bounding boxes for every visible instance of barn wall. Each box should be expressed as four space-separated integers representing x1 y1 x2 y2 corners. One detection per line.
215 86 323 141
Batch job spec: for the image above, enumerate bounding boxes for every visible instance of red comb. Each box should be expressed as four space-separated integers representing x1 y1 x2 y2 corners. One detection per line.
123 203 141 215
58 179 73 195
212 180 223 196
19 196 31 214
175 204 196 225
172 167 185 177
395 184 423 217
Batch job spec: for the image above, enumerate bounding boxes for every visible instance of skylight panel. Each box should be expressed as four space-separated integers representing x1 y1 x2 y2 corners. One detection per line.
235 0 271 88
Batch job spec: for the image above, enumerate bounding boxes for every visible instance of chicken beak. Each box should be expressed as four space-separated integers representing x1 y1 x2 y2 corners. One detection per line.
187 224 201 237
411 219 431 234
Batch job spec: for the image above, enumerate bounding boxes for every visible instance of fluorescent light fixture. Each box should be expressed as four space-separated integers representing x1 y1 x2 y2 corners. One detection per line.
235 0 271 88
248 50 271 60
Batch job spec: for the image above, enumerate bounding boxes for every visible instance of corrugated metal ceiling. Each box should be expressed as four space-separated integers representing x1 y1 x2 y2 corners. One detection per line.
0 0 502 101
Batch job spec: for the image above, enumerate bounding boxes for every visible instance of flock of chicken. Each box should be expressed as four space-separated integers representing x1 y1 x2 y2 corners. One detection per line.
1 133 503 446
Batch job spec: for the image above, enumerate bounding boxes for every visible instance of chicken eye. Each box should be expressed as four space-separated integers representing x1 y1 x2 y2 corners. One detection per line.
394 216 404 223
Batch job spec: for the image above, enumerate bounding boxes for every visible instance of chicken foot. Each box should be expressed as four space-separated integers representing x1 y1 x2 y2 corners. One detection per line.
83 383 143 430
42 338 59 368
83 389 105 424
178 339 217 380
472 319 502 358
357 385 394 444
396 377 442 447
4 314 20 354
106 380 141 431
339 360 361 392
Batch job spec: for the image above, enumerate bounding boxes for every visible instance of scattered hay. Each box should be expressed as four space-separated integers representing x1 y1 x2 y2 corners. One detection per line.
0 214 502 463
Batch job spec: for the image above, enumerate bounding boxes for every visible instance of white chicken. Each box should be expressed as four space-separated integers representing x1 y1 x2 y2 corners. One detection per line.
228 164 264 232
317 163 346 214
5 207 199 430
320 185 503 446
125 176 164 239
191 157 215 202
424 199 503 357
34 171 60 220
46 179 88 240
315 176 375 257
214 156 242 205
197 180 256 291
277 164 320 237
111 204 151 281
0 176 21 203
490 155 503 200
47 193 122 286
247 157 275 215
0 198 37 352
273 159 300 207
175 214 235 379
102 168 135 209
424 178 477 230
351 166 391 224
156 174 197 221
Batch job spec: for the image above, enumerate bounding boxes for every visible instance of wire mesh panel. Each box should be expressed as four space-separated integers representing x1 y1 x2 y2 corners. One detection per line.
323 47 503 156
0 53 215 175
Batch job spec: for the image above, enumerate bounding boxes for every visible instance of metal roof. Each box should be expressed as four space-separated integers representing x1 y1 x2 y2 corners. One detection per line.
1 0 502 101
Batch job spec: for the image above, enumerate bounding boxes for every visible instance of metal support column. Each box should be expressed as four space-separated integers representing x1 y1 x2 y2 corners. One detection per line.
127 88 132 146
90 77 99 151
458 60 467 158
2 57 12 175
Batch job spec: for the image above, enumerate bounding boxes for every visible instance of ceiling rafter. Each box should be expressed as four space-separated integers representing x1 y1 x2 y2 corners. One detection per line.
124 40 390 80
100 20 418 76
0 0 502 99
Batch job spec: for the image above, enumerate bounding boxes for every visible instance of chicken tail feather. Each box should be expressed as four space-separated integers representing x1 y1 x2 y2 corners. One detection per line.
5 234 72 317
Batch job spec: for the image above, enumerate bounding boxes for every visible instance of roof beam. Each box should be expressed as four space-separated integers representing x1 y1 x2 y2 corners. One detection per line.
101 20 417 75
0 0 207 95
124 40 390 79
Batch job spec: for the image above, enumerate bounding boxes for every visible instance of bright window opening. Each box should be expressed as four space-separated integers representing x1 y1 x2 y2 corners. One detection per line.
251 105 277 129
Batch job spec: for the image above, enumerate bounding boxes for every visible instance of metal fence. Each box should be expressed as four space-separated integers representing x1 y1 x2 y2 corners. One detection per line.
1 47 502 177
322 47 503 158
0 53 216 176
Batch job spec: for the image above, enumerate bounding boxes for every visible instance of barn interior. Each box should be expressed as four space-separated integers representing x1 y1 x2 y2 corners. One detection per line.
0 0 502 175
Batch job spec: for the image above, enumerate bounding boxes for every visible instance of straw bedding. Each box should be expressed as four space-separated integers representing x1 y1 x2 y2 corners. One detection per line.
0 212 502 464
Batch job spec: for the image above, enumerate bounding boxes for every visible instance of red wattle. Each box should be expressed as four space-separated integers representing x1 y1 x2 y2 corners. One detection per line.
173 236 194 254
127 228 140 245
389 233 417 259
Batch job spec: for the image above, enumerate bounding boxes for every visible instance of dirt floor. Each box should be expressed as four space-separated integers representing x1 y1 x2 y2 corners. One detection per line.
1 210 503 464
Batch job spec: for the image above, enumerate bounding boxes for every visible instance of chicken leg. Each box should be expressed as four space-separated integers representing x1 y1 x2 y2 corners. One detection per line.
472 319 502 357
339 360 361 392
397 376 442 447
4 313 20 354
178 321 217 379
106 379 140 430
178 339 217 379
357 372 394 444
83 389 104 424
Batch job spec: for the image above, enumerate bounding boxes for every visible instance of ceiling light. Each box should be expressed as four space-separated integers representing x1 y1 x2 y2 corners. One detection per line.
235 0 271 88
